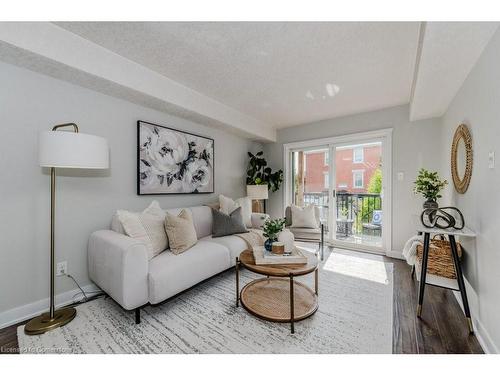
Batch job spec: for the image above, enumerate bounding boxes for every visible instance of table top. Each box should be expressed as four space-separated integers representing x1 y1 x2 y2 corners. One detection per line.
239 248 318 277
412 215 476 237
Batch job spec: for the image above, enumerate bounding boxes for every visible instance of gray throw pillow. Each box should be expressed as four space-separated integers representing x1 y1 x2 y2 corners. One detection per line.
212 207 249 238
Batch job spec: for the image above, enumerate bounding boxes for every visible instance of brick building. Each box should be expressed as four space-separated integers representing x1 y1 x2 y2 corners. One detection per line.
303 143 381 194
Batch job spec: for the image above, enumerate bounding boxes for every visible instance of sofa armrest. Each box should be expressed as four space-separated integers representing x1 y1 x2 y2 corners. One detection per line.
88 230 149 310
251 212 270 229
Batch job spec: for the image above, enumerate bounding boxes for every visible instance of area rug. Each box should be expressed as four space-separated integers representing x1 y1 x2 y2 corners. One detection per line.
18 248 393 354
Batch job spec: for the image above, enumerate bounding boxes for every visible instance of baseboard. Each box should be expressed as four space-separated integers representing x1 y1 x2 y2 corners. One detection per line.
0 283 98 330
385 250 405 260
452 281 498 354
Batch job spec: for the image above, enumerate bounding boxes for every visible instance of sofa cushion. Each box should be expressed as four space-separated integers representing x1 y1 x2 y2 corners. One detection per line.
200 234 248 266
164 209 198 255
189 205 213 239
116 201 168 260
219 195 252 228
148 240 230 304
211 207 248 238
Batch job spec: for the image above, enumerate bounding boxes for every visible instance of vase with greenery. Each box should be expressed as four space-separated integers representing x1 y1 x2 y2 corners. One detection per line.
413 168 448 209
246 151 283 192
262 218 286 251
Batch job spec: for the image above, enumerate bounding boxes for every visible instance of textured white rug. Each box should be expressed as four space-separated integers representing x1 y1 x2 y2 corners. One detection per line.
18 249 393 354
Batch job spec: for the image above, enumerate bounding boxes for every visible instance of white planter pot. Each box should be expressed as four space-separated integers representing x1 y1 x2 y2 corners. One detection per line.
278 229 295 254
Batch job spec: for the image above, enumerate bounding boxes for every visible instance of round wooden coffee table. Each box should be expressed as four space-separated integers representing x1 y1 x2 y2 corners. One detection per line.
235 249 319 334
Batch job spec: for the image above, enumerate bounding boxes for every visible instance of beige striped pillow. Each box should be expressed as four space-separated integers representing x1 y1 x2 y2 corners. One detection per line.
116 201 168 260
164 209 198 255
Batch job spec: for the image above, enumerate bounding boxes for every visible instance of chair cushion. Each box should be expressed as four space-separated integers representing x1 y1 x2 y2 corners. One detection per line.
148 240 230 304
200 234 248 266
285 205 321 228
290 205 318 228
288 227 321 240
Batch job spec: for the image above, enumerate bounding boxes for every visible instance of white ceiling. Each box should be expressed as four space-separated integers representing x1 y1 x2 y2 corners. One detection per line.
55 22 421 128
410 22 499 121
1 22 498 141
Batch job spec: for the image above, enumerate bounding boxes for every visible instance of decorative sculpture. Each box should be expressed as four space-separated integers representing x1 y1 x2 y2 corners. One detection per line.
420 207 465 230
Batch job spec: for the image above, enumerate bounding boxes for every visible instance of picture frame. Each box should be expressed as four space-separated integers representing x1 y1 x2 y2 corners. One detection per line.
137 120 214 195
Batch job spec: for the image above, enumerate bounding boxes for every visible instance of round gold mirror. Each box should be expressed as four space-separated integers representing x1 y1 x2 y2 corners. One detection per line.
451 124 473 194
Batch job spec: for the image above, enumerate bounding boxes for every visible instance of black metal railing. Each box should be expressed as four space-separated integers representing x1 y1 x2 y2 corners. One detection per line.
302 191 382 236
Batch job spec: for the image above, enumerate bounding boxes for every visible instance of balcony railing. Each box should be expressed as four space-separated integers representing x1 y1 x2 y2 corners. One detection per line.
302 191 382 236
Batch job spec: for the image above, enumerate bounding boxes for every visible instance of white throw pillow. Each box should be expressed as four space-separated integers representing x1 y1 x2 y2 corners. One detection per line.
290 205 318 229
218 194 252 228
116 200 168 260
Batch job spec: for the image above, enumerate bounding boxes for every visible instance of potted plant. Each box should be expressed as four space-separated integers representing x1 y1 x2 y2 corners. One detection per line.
413 168 448 209
246 151 283 192
262 218 286 251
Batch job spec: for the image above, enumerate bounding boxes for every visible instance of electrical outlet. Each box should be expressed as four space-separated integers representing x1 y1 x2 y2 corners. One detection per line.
397 172 405 181
488 151 495 169
56 261 67 276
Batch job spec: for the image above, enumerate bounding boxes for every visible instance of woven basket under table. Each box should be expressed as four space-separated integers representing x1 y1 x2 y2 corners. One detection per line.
416 238 462 279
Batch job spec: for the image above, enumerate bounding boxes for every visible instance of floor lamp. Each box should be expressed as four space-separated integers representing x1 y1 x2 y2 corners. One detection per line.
24 123 109 335
247 184 269 214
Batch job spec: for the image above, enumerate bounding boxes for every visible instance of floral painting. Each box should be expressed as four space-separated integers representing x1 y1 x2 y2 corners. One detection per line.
137 121 214 194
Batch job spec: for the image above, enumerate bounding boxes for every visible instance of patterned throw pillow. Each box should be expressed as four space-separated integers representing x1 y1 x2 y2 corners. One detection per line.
164 209 198 255
211 207 249 238
116 201 168 260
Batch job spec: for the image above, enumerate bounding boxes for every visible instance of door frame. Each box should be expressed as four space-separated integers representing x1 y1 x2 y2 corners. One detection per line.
283 128 393 256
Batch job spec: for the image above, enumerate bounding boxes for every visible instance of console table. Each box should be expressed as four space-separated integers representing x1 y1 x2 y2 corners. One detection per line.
414 218 476 333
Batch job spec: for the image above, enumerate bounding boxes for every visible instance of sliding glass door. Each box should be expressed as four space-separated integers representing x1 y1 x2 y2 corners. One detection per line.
286 131 390 254
330 141 383 250
290 147 330 229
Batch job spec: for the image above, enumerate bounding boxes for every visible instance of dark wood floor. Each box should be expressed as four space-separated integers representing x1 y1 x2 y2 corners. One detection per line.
0 253 483 354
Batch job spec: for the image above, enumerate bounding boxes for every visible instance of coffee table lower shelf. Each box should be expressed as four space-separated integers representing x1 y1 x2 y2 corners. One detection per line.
239 277 318 333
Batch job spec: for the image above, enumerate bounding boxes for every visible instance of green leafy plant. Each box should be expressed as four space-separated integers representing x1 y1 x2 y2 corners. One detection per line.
246 151 284 192
413 168 448 201
367 168 382 194
262 218 286 242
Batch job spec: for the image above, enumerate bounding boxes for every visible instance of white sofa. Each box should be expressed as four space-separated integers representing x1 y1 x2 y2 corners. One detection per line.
88 205 268 323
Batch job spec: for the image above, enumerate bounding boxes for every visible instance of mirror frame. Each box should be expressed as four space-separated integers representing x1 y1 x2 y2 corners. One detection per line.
451 124 473 194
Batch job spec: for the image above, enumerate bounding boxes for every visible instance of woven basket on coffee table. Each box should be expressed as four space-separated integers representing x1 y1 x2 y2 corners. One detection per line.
416 238 462 279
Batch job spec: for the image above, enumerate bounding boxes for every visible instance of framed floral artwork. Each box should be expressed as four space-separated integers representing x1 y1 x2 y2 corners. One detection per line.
137 120 214 195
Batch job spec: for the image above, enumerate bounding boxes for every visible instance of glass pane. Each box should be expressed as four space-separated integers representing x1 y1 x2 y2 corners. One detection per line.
335 142 382 248
290 148 329 228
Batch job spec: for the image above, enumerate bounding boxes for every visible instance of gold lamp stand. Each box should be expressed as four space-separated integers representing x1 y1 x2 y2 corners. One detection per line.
24 165 77 334
24 124 81 335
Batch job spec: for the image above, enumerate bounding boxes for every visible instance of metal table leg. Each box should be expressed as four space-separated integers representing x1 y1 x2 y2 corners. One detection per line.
235 257 240 307
315 268 319 296
289 274 295 334
449 235 474 333
417 232 430 317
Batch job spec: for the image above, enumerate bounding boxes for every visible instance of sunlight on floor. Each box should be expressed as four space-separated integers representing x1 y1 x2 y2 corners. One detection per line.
323 251 390 285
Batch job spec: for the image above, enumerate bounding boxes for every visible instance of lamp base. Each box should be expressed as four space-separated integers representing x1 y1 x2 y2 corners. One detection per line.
24 307 76 335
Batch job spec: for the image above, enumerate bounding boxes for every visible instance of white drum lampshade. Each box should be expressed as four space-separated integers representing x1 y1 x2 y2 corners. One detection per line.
246 184 269 200
39 131 109 169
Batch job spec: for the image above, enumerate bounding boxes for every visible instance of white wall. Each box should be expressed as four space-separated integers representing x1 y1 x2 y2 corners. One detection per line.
263 105 442 253
439 28 500 353
0 61 260 315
